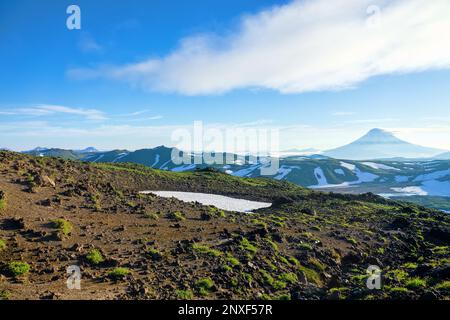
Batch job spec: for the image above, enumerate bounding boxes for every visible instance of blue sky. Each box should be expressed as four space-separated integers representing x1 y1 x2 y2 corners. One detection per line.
1 0 450 152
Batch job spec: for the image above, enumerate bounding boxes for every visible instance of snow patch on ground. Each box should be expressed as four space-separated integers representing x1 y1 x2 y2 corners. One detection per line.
92 154 104 163
274 165 300 180
158 159 172 170
140 191 272 212
311 167 328 186
362 162 400 171
312 164 379 189
171 164 196 172
334 169 345 175
151 154 160 167
391 186 428 196
340 161 356 171
112 152 129 163
232 164 261 177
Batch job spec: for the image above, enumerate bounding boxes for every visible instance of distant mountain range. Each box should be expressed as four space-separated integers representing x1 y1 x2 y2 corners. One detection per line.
323 128 445 160
15 128 450 211
435 151 450 160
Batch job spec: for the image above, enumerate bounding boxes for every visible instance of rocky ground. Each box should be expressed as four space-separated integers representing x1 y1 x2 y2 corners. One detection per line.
0 151 448 300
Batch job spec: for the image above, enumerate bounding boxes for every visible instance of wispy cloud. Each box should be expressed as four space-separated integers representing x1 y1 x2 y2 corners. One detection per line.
68 0 450 95
0 105 107 120
344 118 397 124
78 34 103 53
332 111 356 117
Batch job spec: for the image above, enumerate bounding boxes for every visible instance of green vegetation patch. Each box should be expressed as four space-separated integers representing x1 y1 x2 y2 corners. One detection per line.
176 289 194 300
192 243 222 257
195 278 215 296
108 267 131 280
405 278 427 290
147 248 163 261
238 238 258 254
278 272 298 284
86 249 104 265
0 238 6 251
0 290 11 300
51 218 73 236
7 261 30 277
144 211 159 220
168 211 185 221
298 265 322 286
225 253 240 267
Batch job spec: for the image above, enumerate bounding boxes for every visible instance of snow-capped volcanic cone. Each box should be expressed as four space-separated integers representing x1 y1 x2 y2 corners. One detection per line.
323 128 444 160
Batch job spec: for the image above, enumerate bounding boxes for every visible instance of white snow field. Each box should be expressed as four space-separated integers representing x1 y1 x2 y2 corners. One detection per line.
139 191 272 212
311 163 379 188
390 186 428 196
362 162 400 171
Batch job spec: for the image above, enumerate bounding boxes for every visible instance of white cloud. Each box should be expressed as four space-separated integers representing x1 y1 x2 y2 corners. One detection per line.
332 111 356 116
68 0 450 95
1 105 107 120
78 34 103 53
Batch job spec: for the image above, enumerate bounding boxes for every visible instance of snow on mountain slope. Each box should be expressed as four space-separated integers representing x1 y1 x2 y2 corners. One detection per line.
362 162 400 171
311 167 328 186
324 128 444 160
151 154 160 167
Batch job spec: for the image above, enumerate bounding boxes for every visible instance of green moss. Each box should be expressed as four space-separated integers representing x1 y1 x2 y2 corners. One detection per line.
208 207 226 218
308 258 326 272
278 256 290 265
329 287 349 293
263 258 277 271
238 238 258 254
225 254 240 267
195 278 215 296
346 237 358 245
176 289 194 300
402 262 418 269
272 280 287 290
147 248 163 261
7 261 30 277
274 293 291 300
405 278 426 290
298 243 313 250
434 280 450 291
144 212 159 220
222 265 233 272
251 219 268 229
386 269 408 283
192 243 222 257
287 256 300 266
0 290 11 300
298 265 322 286
388 287 410 293
0 238 6 251
432 246 448 255
86 249 104 265
260 270 275 286
108 267 131 279
350 274 368 285
51 218 73 236
168 211 185 221
264 238 279 251
328 287 348 299
377 247 385 254
278 272 298 284
0 199 6 211
243 273 253 285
